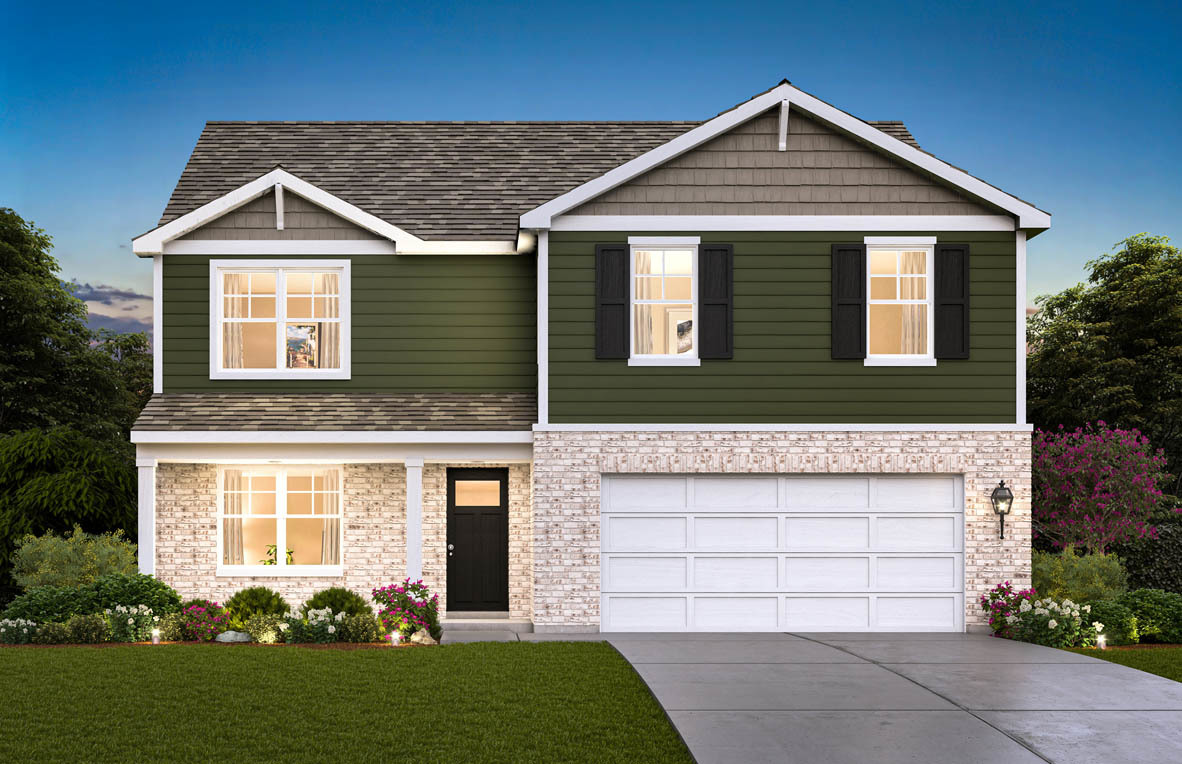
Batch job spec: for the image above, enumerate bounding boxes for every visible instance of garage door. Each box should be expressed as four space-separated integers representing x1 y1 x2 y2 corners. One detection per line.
600 475 964 632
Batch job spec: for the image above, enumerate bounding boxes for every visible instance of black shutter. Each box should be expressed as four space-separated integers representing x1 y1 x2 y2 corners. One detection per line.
595 244 629 359
934 243 971 359
831 243 866 359
698 244 734 359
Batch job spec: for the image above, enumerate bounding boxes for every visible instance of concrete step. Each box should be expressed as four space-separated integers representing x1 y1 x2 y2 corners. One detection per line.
441 616 534 633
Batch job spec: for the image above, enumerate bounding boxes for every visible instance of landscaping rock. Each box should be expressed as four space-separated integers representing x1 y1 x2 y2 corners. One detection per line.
215 630 251 643
409 629 438 646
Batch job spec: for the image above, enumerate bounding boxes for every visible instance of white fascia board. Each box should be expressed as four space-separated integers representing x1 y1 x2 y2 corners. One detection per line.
133 168 524 256
130 430 535 444
864 236 938 245
138 442 533 464
628 236 701 245
550 215 1016 232
521 82 1049 231
164 240 398 255
533 423 1034 432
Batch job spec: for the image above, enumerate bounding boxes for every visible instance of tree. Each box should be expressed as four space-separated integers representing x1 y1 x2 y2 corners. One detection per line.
1032 423 1171 554
1028 234 1182 490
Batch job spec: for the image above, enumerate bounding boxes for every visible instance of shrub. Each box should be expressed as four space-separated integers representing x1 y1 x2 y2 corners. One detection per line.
1033 423 1171 553
1087 600 1139 646
157 611 186 642
300 587 371 618
1113 518 1182 594
1010 597 1099 648
244 613 286 644
11 525 137 590
89 574 181 615
338 613 382 643
1118 589 1182 643
1032 548 1128 603
2 584 97 623
105 604 158 642
979 581 1036 639
175 599 228 641
33 622 70 645
0 618 37 645
284 608 341 644
373 579 441 641
65 614 109 644
224 586 290 631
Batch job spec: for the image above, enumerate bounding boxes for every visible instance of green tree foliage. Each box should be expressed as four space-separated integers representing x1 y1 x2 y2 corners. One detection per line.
11 526 137 589
1028 234 1182 488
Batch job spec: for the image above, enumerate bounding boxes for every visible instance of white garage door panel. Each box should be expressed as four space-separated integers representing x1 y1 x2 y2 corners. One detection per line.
694 557 779 590
695 516 779 549
695 597 780 630
601 475 964 632
787 556 871 590
605 556 687 591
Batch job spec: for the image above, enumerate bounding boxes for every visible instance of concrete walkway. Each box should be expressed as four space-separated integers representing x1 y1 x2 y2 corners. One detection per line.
459 630 1182 763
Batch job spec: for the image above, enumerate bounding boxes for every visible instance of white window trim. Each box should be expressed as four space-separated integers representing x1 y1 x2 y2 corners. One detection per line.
628 241 700 367
209 259 351 380
216 465 344 577
864 242 935 367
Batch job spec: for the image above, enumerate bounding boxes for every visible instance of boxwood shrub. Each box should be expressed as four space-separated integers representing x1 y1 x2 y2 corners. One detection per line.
1086 600 1139 646
90 574 182 614
301 587 372 618
224 586 290 631
1 585 97 623
65 614 109 644
1118 589 1182 643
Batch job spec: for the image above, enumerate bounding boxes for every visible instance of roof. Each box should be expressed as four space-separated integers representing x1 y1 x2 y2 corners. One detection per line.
157 118 920 241
132 393 536 431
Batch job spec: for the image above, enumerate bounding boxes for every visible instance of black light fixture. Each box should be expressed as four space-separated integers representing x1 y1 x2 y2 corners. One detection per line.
990 480 1014 539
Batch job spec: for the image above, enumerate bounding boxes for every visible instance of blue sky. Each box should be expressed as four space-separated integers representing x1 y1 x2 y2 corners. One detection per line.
2 1 1179 334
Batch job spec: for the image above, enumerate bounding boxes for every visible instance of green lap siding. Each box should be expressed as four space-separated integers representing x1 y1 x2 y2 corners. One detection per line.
161 254 536 392
548 231 1017 423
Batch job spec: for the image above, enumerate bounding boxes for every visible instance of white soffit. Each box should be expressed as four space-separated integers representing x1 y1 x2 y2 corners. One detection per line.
132 168 526 256
521 82 1050 231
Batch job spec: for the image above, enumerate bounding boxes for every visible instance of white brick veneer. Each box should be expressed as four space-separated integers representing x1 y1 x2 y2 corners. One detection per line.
153 461 532 615
531 430 1031 630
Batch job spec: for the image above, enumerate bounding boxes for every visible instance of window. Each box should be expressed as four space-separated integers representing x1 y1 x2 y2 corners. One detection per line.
211 260 350 379
629 239 698 365
866 244 934 364
218 466 343 575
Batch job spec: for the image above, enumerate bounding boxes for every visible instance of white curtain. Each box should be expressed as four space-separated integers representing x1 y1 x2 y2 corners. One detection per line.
320 470 341 565
222 274 249 369
223 470 245 565
900 305 927 354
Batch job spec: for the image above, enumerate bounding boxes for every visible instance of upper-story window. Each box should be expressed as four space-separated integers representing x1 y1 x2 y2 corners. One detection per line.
629 238 698 366
210 260 351 379
866 244 934 365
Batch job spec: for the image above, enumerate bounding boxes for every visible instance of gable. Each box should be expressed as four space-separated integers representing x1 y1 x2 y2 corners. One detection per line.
177 188 382 241
568 108 995 217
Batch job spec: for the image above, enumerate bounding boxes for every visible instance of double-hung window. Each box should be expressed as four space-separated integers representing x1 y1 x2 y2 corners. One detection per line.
211 260 350 379
218 466 343 576
866 242 934 365
629 237 699 366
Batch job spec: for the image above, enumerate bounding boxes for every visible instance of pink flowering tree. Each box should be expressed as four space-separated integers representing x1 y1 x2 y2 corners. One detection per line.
1033 422 1173 553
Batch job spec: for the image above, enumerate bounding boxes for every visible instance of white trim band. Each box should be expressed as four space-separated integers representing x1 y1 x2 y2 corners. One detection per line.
548 215 1017 232
131 430 535 444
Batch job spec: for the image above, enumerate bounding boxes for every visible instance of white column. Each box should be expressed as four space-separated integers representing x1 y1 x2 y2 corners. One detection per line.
536 230 549 425
1015 230 1028 425
405 457 424 580
136 456 156 575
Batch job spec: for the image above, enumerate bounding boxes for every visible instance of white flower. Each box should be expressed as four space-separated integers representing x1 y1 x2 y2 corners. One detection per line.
1034 608 1049 617
1005 615 1018 625
1019 600 1032 613
1062 599 1075 608
1047 619 1058 629
1083 604 1091 613
1094 622 1105 632
104 609 111 615
327 625 336 634
279 623 289 631
153 616 160 622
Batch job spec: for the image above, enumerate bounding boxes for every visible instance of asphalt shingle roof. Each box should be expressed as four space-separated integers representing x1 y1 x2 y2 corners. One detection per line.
158 119 920 241
133 393 536 431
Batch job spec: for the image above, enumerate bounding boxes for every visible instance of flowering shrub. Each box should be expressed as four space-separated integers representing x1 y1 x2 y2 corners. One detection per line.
373 579 441 641
284 607 341 644
1033 423 1172 553
0 618 37 645
175 599 228 641
105 604 159 642
1010 597 1098 648
979 581 1036 639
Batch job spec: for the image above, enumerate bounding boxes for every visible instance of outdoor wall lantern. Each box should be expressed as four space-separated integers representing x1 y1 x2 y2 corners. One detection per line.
990 480 1014 539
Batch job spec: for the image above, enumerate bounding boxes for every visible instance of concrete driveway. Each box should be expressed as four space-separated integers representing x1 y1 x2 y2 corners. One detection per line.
592 632 1182 764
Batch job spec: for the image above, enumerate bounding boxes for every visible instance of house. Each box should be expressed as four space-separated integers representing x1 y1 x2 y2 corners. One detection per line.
130 80 1045 633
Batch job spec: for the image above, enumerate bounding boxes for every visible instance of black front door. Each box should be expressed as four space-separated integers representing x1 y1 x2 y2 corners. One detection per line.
446 468 509 611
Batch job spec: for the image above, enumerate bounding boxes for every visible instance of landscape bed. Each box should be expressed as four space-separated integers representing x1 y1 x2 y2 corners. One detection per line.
0 641 692 764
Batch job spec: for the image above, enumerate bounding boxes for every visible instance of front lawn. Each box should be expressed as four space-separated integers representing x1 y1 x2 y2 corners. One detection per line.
1065 646 1182 683
0 642 691 763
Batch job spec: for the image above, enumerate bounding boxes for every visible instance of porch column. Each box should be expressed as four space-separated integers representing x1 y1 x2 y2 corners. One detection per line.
136 457 156 575
405 457 424 580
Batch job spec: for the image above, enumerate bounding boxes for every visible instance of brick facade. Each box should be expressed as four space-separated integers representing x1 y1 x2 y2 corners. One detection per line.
154 461 532 617
531 429 1032 631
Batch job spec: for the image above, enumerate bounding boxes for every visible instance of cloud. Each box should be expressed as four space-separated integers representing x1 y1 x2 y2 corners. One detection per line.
70 282 150 305
68 281 154 341
88 312 153 336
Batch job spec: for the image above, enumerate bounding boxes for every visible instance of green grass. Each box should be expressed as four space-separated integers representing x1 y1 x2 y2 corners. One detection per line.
0 642 692 763
1065 646 1182 683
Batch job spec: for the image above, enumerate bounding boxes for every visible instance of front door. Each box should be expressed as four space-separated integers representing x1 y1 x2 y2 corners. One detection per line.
446 468 509 611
